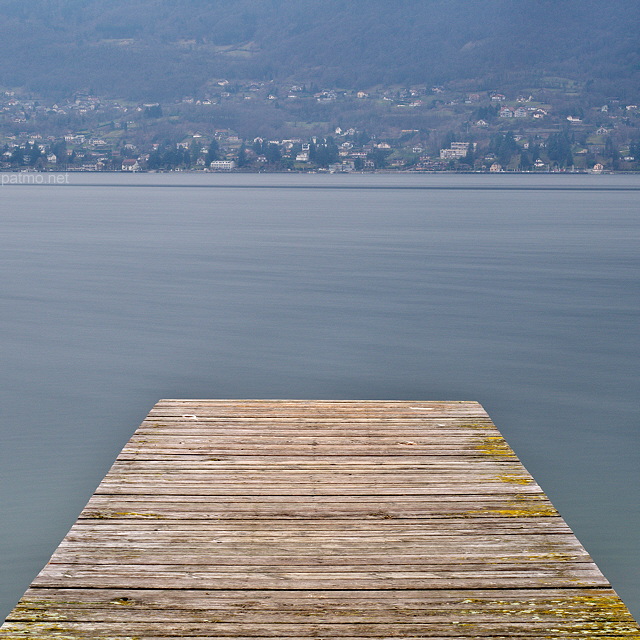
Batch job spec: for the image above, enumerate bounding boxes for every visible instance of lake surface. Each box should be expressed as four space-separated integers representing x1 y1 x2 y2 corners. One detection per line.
1 172 639 620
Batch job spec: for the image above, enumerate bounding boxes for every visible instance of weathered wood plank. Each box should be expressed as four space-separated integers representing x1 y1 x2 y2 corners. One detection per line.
9 586 627 603
38 562 606 576
71 536 579 551
1 635 613 640
77 499 560 519
92 486 547 496
121 432 513 441
2 400 637 639
8 608 634 624
81 494 554 506
106 459 535 467
63 517 576 532
118 447 520 456
32 575 611 590
137 419 496 427
4 623 640 639
132 428 499 436
48 553 596 567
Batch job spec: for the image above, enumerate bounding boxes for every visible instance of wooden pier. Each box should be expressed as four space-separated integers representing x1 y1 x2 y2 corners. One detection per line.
2 399 638 638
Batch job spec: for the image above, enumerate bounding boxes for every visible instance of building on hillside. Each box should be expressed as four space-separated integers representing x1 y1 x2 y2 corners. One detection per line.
440 142 476 160
209 160 235 171
121 159 140 171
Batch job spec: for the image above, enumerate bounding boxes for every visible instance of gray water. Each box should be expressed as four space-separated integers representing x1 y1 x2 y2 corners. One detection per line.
1 173 639 620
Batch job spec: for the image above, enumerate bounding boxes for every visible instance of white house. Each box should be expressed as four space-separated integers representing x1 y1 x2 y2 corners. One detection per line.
121 159 140 171
209 160 235 171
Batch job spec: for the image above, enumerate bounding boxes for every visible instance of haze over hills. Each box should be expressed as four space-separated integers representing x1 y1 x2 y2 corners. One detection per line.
0 0 638 101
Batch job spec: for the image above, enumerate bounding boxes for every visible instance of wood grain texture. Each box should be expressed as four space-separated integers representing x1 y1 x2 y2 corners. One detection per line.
2 399 638 639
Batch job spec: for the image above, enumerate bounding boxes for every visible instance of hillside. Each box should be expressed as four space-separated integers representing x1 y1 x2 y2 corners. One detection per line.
0 0 638 101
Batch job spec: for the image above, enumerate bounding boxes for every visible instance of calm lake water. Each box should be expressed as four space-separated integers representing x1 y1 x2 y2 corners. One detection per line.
1 173 639 620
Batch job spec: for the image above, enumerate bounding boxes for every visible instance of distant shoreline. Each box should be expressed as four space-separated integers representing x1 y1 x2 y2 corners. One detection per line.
3 168 636 176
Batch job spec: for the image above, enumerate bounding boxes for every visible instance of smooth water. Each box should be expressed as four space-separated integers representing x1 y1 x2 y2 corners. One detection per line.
1 173 639 619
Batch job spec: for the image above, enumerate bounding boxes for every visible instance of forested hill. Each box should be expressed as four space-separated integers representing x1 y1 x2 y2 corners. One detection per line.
0 0 638 101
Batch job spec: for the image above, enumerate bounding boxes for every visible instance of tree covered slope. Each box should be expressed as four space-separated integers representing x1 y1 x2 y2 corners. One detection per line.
0 0 638 100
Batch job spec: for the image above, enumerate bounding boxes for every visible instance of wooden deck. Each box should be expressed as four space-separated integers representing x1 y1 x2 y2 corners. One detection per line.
2 399 638 639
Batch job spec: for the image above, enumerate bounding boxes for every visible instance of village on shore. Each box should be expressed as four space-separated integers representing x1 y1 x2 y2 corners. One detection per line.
1 79 639 174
